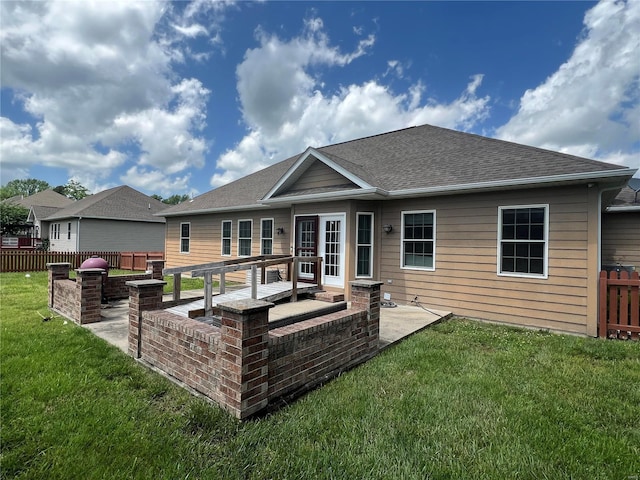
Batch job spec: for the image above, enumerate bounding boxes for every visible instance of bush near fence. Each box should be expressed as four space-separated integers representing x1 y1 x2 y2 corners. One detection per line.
0 251 163 273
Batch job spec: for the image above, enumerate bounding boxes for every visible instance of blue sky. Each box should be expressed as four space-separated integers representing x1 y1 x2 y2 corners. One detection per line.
1 0 638 197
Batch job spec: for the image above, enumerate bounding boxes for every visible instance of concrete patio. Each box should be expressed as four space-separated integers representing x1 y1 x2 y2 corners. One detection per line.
86 290 451 353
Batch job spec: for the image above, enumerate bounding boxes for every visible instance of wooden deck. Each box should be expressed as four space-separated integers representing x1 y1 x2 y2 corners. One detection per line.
166 281 318 318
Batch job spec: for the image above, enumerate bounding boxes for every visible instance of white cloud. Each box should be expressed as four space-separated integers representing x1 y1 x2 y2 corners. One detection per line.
121 166 196 197
212 20 489 187
497 0 640 171
0 0 217 192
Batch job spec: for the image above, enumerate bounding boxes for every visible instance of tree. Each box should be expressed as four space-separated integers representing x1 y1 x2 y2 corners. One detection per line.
162 194 190 205
0 179 51 200
152 194 190 204
59 180 90 200
0 202 30 235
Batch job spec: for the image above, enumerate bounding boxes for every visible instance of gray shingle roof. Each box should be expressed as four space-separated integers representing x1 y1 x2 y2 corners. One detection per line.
160 124 635 216
4 189 74 208
44 185 167 223
30 205 63 220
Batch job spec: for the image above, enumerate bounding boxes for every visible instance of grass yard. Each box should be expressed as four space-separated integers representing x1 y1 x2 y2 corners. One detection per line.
1 271 639 479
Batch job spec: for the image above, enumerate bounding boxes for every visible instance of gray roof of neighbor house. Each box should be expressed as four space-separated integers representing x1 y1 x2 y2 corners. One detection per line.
4 189 74 209
607 178 640 211
44 185 167 223
29 205 64 221
160 124 636 217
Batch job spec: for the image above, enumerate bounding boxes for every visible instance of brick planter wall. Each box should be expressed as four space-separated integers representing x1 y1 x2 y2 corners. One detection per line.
129 280 382 419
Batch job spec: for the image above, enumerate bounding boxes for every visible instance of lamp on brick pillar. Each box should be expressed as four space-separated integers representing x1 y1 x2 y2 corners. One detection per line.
218 299 272 420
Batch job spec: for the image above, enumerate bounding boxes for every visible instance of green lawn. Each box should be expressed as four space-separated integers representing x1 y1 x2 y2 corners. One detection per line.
1 271 639 479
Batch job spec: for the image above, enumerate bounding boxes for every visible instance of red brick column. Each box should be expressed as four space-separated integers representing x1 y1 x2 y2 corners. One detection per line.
218 299 272 419
76 269 104 324
47 262 70 308
146 260 165 281
350 280 383 358
126 279 166 358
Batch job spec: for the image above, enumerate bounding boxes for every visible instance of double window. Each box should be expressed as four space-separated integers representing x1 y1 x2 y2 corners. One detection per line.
356 213 373 277
402 211 435 270
238 220 252 257
498 205 548 277
261 219 273 255
51 223 60 240
221 220 232 256
180 222 190 253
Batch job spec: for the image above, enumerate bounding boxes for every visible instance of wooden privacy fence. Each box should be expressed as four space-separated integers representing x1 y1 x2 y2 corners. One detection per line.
0 251 164 273
120 252 164 271
599 270 640 340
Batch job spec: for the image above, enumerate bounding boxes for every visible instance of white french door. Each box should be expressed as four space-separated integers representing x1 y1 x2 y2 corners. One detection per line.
319 214 345 287
295 214 346 287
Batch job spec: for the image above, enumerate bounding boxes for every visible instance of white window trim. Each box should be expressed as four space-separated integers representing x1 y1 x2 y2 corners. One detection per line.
400 210 436 271
221 220 232 256
355 212 374 278
260 218 274 255
180 222 190 254
237 219 253 257
497 204 549 279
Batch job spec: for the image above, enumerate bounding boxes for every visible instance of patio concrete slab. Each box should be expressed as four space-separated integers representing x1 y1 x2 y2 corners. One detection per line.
83 294 451 354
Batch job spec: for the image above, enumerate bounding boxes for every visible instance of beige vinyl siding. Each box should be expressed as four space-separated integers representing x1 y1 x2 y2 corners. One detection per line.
78 219 165 252
287 160 357 192
378 185 595 335
601 211 640 269
164 209 291 283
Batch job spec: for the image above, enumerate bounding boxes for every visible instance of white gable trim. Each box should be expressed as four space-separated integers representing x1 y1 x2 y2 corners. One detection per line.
262 147 374 201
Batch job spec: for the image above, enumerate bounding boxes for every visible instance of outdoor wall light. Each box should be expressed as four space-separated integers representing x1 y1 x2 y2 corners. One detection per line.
383 224 393 234
276 227 285 235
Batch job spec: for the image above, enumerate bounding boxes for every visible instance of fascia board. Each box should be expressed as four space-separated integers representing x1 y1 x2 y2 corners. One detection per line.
606 206 640 212
262 188 386 205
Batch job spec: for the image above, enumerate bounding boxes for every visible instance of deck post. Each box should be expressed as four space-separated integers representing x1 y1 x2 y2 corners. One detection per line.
204 271 213 316
251 265 258 299
220 272 226 294
315 257 323 291
291 258 298 302
172 273 181 301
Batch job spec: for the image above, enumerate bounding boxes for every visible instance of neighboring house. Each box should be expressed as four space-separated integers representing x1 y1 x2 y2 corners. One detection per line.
2 189 73 247
601 179 640 271
159 124 637 336
43 185 167 252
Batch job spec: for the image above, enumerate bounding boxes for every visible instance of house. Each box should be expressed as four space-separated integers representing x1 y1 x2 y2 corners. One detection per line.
2 189 73 248
601 179 640 271
159 124 637 336
43 185 167 252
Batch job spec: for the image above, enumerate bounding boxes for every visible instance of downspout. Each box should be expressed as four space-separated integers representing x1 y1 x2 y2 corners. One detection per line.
77 217 81 252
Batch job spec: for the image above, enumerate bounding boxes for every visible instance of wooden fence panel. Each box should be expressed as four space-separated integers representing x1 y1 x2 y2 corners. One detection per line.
120 252 164 271
0 251 121 273
599 270 640 340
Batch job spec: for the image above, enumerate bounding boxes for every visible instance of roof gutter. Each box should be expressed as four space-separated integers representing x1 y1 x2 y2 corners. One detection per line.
159 203 272 218
387 168 637 199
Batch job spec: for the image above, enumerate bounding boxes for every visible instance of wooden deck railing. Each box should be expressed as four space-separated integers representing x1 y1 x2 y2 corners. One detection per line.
599 270 640 340
163 255 323 316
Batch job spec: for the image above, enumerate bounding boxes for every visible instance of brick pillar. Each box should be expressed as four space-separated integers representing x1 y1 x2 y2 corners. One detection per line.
126 279 166 358
218 299 272 420
76 269 104 324
47 262 70 308
146 260 165 280
350 280 383 358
